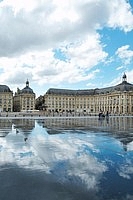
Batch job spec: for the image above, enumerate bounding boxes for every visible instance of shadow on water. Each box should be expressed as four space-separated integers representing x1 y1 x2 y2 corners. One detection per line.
0 117 133 200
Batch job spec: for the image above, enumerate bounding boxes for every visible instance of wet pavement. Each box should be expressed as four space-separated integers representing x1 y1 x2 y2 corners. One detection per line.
0 117 133 200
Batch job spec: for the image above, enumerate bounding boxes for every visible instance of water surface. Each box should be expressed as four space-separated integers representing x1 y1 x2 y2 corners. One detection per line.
0 117 133 200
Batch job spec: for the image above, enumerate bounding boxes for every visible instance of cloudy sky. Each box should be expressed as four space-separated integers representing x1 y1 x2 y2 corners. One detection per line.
0 0 133 97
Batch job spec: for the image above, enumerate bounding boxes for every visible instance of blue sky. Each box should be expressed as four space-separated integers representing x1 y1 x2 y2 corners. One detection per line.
0 0 133 97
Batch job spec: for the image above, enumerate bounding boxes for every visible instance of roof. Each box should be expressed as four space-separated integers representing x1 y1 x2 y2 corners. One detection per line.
19 80 35 94
113 81 133 92
46 80 133 96
0 85 12 93
21 86 34 94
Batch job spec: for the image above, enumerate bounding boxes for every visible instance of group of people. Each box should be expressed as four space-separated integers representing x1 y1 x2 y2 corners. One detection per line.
99 110 109 119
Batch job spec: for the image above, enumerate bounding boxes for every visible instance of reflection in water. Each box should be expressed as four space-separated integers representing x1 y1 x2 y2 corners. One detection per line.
0 117 133 200
38 116 133 133
12 119 35 142
38 117 133 152
0 119 12 137
12 118 35 132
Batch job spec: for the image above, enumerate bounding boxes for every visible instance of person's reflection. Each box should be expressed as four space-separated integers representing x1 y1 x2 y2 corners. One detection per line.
105 111 109 124
106 116 109 124
24 137 28 142
16 129 19 134
123 144 127 152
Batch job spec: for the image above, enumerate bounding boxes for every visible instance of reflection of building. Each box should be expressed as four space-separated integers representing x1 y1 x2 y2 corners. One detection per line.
12 119 35 132
13 80 36 112
38 117 133 151
0 85 13 112
0 119 12 137
13 119 35 140
43 74 133 115
39 116 133 133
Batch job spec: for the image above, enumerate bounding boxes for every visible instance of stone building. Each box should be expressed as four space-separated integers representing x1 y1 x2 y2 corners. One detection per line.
0 85 13 112
13 80 35 112
44 74 133 115
35 95 45 110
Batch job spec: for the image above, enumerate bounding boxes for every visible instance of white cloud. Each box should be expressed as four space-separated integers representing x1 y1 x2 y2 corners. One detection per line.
126 70 133 83
0 33 106 87
1 0 38 12
107 0 133 32
67 34 108 68
116 65 125 70
116 45 133 65
0 0 133 94
0 0 132 57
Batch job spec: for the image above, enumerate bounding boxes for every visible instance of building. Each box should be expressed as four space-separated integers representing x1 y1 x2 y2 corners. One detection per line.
0 85 13 112
13 80 36 112
35 95 45 110
43 74 133 115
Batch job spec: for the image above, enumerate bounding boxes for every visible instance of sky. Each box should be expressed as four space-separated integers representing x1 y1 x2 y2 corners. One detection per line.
0 0 133 97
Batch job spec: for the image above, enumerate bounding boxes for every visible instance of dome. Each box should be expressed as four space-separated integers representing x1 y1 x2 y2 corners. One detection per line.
21 87 34 94
0 85 12 92
114 81 133 92
21 80 34 94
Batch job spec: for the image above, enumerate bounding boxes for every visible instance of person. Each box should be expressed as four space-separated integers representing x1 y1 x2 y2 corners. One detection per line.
106 111 109 117
99 111 102 119
99 110 104 119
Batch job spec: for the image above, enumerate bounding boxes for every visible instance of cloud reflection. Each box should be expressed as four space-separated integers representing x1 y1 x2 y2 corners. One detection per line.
30 128 107 190
117 158 133 179
1 118 133 199
0 131 48 172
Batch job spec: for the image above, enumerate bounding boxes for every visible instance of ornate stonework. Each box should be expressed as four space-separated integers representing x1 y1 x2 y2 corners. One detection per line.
44 74 133 115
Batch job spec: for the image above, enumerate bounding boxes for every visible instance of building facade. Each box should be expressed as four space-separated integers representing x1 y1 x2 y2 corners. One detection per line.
0 85 13 112
44 74 133 115
13 80 35 112
35 95 45 110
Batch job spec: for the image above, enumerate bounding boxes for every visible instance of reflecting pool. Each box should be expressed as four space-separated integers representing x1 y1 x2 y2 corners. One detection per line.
0 117 133 200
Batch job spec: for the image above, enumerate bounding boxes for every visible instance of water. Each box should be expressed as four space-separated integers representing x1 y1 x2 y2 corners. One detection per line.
0 117 133 200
